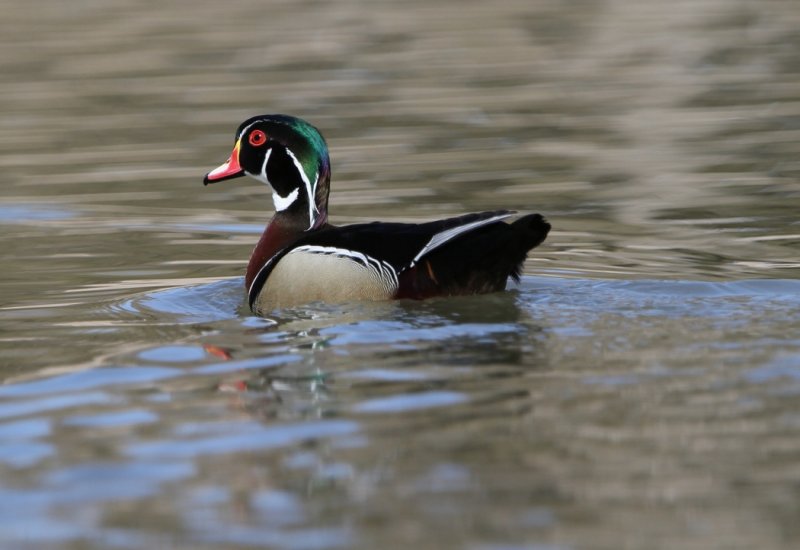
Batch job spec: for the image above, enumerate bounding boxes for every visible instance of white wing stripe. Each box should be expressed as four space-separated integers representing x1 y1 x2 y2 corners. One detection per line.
410 213 512 267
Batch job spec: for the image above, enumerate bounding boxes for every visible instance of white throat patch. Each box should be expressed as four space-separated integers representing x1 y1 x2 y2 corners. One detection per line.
272 188 299 211
245 145 319 224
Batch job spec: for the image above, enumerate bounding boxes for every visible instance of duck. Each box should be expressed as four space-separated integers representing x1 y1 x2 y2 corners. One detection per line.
204 114 550 315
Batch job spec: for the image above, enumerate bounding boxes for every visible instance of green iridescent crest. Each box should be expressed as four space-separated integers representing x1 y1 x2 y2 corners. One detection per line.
236 114 330 183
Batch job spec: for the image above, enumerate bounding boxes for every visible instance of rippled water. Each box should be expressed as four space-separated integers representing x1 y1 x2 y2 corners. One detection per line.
1 0 800 548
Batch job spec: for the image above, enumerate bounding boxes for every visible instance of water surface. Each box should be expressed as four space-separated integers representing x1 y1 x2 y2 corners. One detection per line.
1 0 799 548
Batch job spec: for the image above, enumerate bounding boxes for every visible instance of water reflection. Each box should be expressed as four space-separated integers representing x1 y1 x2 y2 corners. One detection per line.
0 273 799 547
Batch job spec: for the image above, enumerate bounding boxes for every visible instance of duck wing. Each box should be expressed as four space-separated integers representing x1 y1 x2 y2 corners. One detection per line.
248 210 550 307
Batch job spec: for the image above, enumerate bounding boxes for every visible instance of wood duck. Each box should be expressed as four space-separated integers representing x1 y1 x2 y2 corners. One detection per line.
204 114 550 314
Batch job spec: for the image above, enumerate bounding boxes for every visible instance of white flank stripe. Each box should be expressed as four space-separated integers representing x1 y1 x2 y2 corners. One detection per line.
285 148 317 230
410 213 513 267
272 188 299 211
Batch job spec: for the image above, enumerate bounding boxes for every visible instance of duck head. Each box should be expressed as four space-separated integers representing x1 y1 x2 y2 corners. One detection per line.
204 114 331 230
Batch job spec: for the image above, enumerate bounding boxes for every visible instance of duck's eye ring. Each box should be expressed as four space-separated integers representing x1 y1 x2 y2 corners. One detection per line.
248 130 267 147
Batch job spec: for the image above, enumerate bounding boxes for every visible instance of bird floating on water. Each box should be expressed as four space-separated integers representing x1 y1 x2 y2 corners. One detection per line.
204 114 550 314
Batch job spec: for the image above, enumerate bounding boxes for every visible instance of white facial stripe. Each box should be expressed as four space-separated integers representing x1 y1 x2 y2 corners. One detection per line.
237 125 320 226
245 148 271 185
247 147 273 185
311 170 320 218
260 148 271 183
238 121 259 141
284 148 317 230
272 188 299 211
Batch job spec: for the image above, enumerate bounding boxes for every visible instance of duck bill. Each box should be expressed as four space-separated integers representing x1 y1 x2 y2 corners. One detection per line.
203 140 244 185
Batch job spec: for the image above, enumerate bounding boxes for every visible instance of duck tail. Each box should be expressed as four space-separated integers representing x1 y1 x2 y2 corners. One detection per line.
508 214 551 282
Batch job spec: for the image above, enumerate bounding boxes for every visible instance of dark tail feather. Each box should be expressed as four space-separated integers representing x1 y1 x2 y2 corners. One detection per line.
508 214 551 282
512 213 550 249
397 212 551 298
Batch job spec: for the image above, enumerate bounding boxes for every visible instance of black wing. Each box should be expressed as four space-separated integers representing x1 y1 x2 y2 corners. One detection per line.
293 210 515 271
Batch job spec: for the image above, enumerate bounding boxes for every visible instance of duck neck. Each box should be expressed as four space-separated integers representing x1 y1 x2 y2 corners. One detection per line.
245 209 328 290
245 167 331 290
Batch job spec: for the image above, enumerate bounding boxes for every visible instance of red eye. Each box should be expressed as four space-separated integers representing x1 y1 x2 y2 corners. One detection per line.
248 129 267 146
